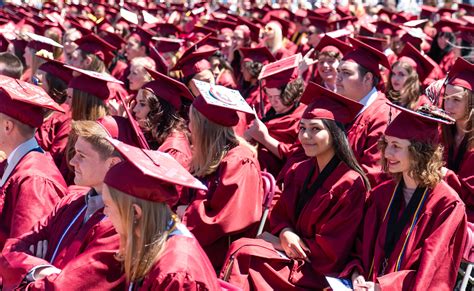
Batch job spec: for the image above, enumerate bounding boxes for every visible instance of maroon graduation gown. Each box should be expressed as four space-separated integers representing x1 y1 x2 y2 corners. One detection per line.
444 143 474 222
128 230 220 290
257 104 306 177
0 151 67 249
158 131 192 171
439 50 456 75
341 180 467 290
110 59 129 83
346 93 392 185
35 104 72 169
0 190 125 290
221 158 368 290
216 69 238 90
183 145 264 270
243 85 269 120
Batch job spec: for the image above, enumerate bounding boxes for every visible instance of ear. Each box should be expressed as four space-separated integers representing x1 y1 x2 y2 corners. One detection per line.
108 156 122 169
132 203 142 221
364 71 374 87
3 118 15 135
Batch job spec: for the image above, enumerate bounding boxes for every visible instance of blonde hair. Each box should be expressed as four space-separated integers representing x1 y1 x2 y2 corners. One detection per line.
107 186 177 282
71 89 108 121
264 21 283 54
189 105 255 177
378 137 444 188
130 56 156 73
71 120 117 159
442 88 474 149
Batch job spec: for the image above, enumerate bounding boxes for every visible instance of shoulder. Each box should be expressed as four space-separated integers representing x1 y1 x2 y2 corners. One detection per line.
325 163 368 195
428 181 465 208
223 144 258 164
11 152 64 181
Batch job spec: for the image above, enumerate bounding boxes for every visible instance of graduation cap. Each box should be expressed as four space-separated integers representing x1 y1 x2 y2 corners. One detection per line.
433 19 461 33
335 5 352 18
400 31 423 50
99 30 126 49
459 3 474 16
402 19 429 29
173 48 217 78
329 16 356 31
397 42 434 82
239 46 276 65
96 115 143 149
236 16 262 42
307 16 329 33
300 82 363 124
446 57 474 91
153 23 182 37
104 137 207 204
192 25 218 36
314 35 353 56
356 36 387 52
192 79 253 126
359 24 376 37
374 20 401 36
258 53 301 88
377 8 395 20
152 37 183 54
437 7 457 18
75 34 116 64
420 5 438 20
309 7 332 18
343 37 390 78
392 12 415 24
205 19 238 31
25 32 63 52
130 26 154 45
0 76 64 128
143 68 194 110
385 103 454 143
119 7 139 25
37 57 74 84
67 65 123 100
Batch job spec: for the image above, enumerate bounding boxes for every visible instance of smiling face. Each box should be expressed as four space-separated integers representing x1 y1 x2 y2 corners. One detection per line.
317 54 339 84
383 135 412 174
443 84 468 122
298 118 333 158
390 63 410 92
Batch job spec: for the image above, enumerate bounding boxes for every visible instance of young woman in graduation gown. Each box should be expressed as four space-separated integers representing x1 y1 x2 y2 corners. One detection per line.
342 104 467 290
441 58 474 222
244 62 306 178
132 68 192 170
180 81 264 271
100 139 220 290
35 59 73 170
385 43 434 110
220 83 370 290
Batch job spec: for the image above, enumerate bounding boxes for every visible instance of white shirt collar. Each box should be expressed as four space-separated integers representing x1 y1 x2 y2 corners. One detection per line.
358 87 378 116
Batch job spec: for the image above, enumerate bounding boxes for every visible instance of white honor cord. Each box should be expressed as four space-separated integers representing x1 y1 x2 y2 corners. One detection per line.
49 205 88 263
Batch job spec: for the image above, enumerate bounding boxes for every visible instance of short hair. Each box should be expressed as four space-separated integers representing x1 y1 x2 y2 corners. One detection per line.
280 78 305 106
71 120 118 160
0 52 24 79
356 63 380 88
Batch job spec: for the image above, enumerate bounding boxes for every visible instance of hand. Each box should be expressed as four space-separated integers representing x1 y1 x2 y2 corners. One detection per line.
279 228 310 262
29 240 48 259
298 48 317 75
244 118 269 143
352 270 367 291
176 205 188 219
34 266 61 280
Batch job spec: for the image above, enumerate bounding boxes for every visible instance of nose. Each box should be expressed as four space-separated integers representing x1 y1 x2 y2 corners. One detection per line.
69 153 77 168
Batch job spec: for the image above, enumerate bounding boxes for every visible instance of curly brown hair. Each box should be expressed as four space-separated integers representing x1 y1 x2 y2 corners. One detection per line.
244 61 263 79
386 61 421 110
279 78 305 107
140 89 189 147
378 137 444 188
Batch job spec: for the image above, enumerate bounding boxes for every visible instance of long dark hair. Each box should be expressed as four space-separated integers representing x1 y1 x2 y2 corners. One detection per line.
323 119 371 190
428 32 455 63
141 89 189 148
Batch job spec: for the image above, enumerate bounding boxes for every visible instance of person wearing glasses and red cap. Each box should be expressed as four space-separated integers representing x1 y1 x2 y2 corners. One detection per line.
0 77 67 250
0 117 142 289
336 38 393 185
441 58 474 222
341 104 466 291
221 82 370 290
180 80 264 271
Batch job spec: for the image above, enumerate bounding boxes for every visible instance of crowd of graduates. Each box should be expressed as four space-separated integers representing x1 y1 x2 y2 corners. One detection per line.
0 0 472 290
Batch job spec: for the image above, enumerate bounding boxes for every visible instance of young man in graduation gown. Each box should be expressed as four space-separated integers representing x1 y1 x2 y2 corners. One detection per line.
0 119 128 289
336 38 394 185
0 76 68 249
